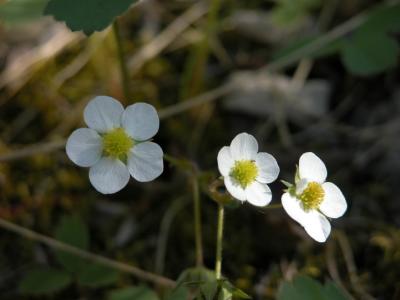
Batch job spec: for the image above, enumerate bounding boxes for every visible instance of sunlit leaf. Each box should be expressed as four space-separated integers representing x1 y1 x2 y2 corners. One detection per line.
44 0 138 35
19 268 72 295
221 280 251 299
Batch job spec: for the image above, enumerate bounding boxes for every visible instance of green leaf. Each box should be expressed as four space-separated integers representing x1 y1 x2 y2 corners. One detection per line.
19 268 72 295
360 3 400 34
164 286 190 300
271 0 321 26
54 215 89 273
277 275 350 300
221 281 251 299
292 275 325 300
108 286 159 300
341 29 399 76
77 263 119 287
323 282 350 300
277 281 298 300
44 0 138 35
176 267 216 287
272 35 343 61
0 0 50 24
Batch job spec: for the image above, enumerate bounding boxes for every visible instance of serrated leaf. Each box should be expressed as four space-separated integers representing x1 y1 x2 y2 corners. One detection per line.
77 263 119 287
0 0 50 24
341 29 399 76
19 268 72 295
54 215 89 273
108 285 159 300
44 0 138 35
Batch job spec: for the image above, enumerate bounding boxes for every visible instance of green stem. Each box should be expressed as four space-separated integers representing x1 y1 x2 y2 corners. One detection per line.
215 204 224 279
112 20 131 101
193 177 204 266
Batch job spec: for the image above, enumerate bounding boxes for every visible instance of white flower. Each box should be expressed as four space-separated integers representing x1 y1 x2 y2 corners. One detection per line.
66 96 163 194
217 132 280 206
281 152 347 243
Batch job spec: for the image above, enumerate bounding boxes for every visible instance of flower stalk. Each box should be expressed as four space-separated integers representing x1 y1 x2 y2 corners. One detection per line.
192 177 204 266
215 203 224 280
112 20 131 101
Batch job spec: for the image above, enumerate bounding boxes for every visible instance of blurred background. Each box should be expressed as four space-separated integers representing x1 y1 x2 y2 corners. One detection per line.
0 0 399 299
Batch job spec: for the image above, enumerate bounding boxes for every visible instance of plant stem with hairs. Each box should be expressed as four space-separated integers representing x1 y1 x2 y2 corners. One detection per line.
215 204 224 279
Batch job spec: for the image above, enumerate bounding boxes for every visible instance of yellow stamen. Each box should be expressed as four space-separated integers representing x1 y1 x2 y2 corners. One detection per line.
102 128 134 160
298 182 324 211
230 160 258 189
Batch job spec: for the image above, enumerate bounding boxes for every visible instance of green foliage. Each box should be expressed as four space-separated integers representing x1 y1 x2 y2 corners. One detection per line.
341 29 399 76
164 286 190 300
340 3 400 76
271 0 321 26
19 215 121 296
44 0 138 35
277 275 349 300
221 281 251 299
54 215 89 273
176 268 250 300
19 268 72 295
272 3 400 76
77 263 119 287
108 285 159 300
0 0 49 24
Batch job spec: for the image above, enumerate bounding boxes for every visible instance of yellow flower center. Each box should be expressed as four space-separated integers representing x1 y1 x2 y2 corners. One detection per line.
298 182 325 211
230 160 258 189
102 128 134 160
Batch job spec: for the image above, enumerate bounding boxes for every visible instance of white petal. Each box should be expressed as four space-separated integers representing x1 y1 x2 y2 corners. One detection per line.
304 212 331 243
320 182 347 218
122 103 159 141
255 152 280 184
299 152 327 183
245 182 272 206
66 128 102 167
281 192 308 226
84 96 124 133
128 142 163 182
224 176 246 201
230 132 258 160
89 158 130 194
217 146 234 176
295 178 309 195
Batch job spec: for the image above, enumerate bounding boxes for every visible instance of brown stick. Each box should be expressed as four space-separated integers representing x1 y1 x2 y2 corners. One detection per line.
0 218 175 287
